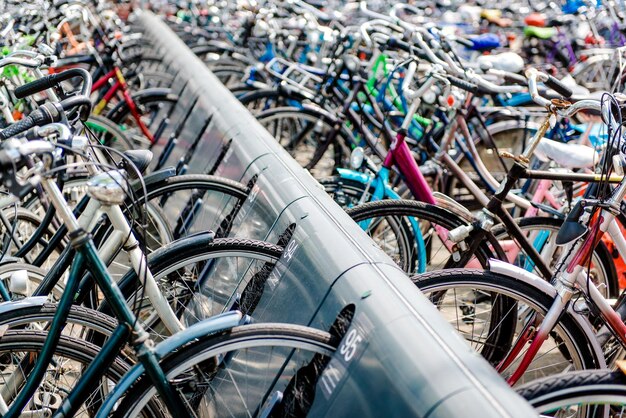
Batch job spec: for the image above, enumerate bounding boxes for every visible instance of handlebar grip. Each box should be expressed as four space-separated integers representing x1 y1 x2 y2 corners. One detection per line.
388 36 411 52
544 75 572 98
0 103 62 140
502 72 527 86
447 76 484 95
14 68 92 100
387 37 427 60
0 116 38 140
14 74 60 99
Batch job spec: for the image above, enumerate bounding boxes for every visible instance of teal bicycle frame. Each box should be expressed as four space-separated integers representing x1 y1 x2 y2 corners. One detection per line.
336 167 427 273
5 233 187 417
0 174 241 418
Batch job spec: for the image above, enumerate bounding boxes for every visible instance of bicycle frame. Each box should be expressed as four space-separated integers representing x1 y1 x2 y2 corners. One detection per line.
90 66 155 143
335 167 428 273
499 177 626 385
3 176 190 417
52 35 157 144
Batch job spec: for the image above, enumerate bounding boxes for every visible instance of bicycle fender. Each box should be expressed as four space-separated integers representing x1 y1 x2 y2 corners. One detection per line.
130 167 177 190
335 168 372 185
489 259 606 369
95 311 244 418
0 296 47 318
297 102 341 124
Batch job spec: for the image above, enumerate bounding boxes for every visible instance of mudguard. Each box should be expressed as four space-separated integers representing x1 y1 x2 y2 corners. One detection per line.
489 259 606 369
95 311 244 417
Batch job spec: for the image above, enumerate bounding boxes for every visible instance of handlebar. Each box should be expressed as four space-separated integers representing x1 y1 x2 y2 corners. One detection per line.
14 68 92 99
0 68 92 140
526 68 573 108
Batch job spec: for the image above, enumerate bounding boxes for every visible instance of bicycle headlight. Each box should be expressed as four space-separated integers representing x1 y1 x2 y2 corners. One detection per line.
87 170 129 206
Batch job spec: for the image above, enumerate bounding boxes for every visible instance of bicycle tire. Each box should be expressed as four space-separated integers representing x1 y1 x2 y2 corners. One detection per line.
413 268 601 386
99 236 284 337
515 369 626 416
27 173 249 274
345 199 501 273
106 88 179 148
255 106 352 178
446 119 537 212
238 88 311 114
112 323 337 418
134 173 250 240
84 114 134 152
0 329 132 416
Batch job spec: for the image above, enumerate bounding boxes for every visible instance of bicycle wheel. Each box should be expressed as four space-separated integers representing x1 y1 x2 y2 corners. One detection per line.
446 119 539 212
134 174 249 241
255 106 352 178
0 330 131 416
0 302 128 355
318 176 379 207
101 174 251 281
112 323 337 418
573 54 616 91
211 65 247 88
345 199 501 273
413 269 601 386
83 114 134 152
106 88 179 149
516 369 626 417
23 174 250 284
101 237 284 340
319 174 435 208
0 207 62 269
492 216 618 298
238 88 310 114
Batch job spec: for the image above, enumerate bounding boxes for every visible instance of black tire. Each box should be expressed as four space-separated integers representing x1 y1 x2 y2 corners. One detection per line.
238 88 311 114
318 177 377 207
413 269 601 386
0 208 62 267
516 369 626 416
445 120 537 212
112 323 337 418
345 199 502 273
106 88 179 148
84 114 134 152
255 106 353 178
0 303 131 361
21 174 251 286
99 236 284 338
0 330 131 415
132 173 250 241
211 65 247 88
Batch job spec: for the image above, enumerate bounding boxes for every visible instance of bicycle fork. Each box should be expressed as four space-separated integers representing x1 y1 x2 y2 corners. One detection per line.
502 175 626 384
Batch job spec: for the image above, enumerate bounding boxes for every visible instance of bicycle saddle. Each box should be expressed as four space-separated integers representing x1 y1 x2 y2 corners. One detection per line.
534 138 598 170
120 149 153 177
477 52 524 73
480 9 512 27
467 33 501 51
524 13 547 27
524 26 556 40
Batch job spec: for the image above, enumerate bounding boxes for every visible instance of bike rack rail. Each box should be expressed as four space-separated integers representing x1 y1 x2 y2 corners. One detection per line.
134 11 536 417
